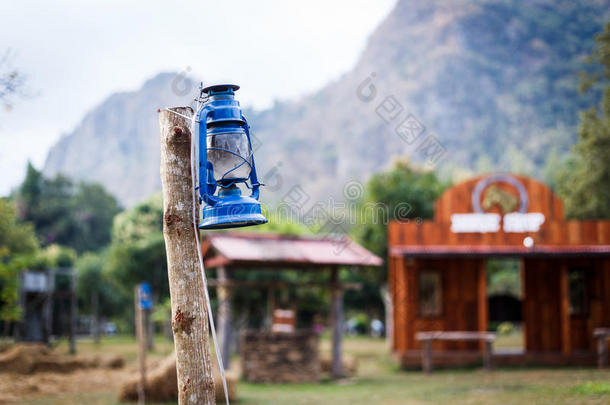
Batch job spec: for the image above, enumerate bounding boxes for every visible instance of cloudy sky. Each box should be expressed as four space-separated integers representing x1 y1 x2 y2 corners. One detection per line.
0 0 395 195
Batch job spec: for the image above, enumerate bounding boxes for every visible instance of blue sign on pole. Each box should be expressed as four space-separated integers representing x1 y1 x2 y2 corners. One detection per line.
138 282 153 310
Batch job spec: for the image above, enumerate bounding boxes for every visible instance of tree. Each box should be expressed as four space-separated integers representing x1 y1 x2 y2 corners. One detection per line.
16 163 120 252
558 23 610 219
0 198 39 333
0 49 26 110
76 251 125 341
352 160 446 260
106 194 168 299
0 198 38 257
71 183 121 252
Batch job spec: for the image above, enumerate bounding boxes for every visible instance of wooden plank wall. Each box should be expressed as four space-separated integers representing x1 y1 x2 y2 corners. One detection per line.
519 258 610 353
391 258 487 352
522 259 562 352
392 255 610 355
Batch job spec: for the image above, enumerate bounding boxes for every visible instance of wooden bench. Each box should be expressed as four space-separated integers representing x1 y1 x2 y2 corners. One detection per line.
594 328 610 369
415 331 496 373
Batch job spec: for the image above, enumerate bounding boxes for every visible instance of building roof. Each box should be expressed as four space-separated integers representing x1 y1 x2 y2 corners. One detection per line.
202 232 383 269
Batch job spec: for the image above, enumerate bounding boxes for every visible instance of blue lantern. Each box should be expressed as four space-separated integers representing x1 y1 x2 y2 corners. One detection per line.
198 84 267 229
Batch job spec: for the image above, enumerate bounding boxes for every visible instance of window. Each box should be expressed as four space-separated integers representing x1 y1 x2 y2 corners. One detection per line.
418 270 442 317
568 269 588 316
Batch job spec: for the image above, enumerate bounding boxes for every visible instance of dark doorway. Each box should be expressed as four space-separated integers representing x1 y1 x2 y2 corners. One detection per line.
487 258 523 351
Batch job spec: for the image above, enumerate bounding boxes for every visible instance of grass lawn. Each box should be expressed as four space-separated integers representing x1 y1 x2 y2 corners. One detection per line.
14 335 610 405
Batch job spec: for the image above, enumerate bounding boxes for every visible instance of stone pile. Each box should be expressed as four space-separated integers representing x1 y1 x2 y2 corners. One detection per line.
241 330 320 383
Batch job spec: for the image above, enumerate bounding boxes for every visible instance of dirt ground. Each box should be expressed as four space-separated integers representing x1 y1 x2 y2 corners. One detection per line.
0 337 172 405
1 336 609 405
0 366 132 404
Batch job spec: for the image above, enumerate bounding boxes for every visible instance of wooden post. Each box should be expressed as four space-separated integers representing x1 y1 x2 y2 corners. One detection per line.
484 340 493 370
596 331 609 369
92 290 100 344
145 308 154 351
330 267 344 378
217 266 232 370
69 270 76 355
422 339 432 373
559 264 571 356
380 284 393 350
43 269 54 345
477 260 488 352
135 286 147 404
265 287 275 330
519 258 527 351
159 107 216 405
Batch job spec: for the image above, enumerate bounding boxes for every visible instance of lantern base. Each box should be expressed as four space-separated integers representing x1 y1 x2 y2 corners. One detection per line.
199 194 267 230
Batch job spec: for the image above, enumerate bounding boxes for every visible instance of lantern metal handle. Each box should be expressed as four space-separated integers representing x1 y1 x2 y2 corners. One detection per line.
242 115 261 201
198 107 262 206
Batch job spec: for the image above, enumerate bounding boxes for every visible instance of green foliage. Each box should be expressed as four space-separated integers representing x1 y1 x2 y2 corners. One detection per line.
76 251 125 317
106 194 168 299
350 313 370 335
41 244 77 267
0 259 23 324
151 297 171 324
245 206 314 236
541 147 563 189
558 23 610 219
0 198 38 257
15 163 120 252
571 381 610 395
497 321 515 335
487 259 521 298
0 253 49 325
0 198 39 325
352 161 446 266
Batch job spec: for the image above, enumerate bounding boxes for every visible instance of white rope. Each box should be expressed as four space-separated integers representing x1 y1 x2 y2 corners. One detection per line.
164 105 230 405
167 109 193 121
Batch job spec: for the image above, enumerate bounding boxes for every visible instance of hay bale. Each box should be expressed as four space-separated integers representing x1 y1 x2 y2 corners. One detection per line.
0 343 124 375
320 354 359 376
118 354 237 403
0 342 12 353
0 344 51 374
86 355 124 369
33 356 97 373
102 355 125 369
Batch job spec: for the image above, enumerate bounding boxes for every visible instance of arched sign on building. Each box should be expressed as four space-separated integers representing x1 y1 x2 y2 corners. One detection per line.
450 174 545 233
389 172 571 251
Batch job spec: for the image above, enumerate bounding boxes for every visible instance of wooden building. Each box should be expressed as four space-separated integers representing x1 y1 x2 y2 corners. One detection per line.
388 174 610 367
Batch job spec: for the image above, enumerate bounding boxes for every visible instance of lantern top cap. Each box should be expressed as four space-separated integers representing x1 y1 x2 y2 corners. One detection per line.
202 84 240 95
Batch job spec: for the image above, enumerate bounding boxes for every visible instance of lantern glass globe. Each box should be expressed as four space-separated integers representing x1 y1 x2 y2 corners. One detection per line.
207 129 252 183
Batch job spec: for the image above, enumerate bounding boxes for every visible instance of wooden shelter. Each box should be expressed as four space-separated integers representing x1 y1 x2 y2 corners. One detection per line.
388 174 610 367
202 232 382 379
16 268 77 353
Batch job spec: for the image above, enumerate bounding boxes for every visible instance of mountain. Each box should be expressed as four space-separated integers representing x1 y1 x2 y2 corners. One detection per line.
44 0 610 207
44 73 196 206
